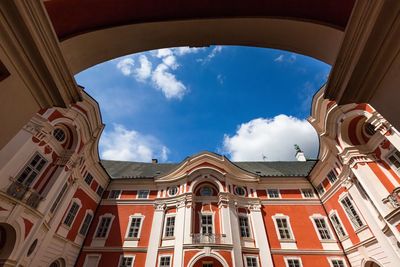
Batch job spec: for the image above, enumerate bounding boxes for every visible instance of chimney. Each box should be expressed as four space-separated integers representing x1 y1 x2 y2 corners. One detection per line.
152 158 158 164
294 144 306 162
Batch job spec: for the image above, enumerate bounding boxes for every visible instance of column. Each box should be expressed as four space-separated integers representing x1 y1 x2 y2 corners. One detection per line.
229 202 243 267
183 197 193 244
145 203 166 267
249 204 274 267
219 196 233 244
173 200 186 267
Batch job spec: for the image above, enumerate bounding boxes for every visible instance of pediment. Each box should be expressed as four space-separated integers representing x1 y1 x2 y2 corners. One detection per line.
155 151 258 183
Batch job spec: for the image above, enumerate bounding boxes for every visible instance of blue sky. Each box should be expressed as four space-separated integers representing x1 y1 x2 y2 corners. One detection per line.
75 46 330 163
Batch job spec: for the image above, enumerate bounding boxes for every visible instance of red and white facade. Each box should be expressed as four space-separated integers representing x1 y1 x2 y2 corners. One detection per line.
1 86 400 267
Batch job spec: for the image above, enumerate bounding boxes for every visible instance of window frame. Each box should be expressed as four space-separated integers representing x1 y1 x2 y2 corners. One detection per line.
244 255 259 267
327 170 338 184
267 188 280 199
118 255 135 267
234 186 246 196
328 210 348 239
328 258 347 267
200 212 215 235
84 173 93 186
63 199 82 228
310 215 334 241
163 214 176 238
272 214 295 241
167 186 178 197
94 214 115 239
238 214 252 238
16 152 47 187
339 194 364 231
316 183 325 196
96 185 104 197
109 189 121 199
83 254 101 267
284 257 303 267
387 149 400 173
79 210 94 236
137 189 150 199
301 188 314 198
125 214 145 239
158 255 172 267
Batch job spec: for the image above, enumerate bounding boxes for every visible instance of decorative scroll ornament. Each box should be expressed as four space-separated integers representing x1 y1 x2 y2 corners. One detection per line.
154 203 166 211
342 176 356 189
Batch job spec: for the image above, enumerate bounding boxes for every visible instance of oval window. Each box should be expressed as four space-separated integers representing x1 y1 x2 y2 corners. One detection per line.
234 186 246 196
27 239 38 256
53 128 66 142
168 186 178 196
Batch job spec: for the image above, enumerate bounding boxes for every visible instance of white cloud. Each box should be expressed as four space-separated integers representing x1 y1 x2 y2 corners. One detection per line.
151 63 187 99
134 55 152 82
198 46 223 64
100 124 169 162
174 46 205 56
274 55 284 62
274 53 297 63
222 115 318 161
162 55 178 69
217 74 225 85
116 58 135 75
155 48 173 58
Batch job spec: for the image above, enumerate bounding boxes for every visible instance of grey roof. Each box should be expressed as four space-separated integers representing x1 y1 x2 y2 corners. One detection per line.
101 159 317 179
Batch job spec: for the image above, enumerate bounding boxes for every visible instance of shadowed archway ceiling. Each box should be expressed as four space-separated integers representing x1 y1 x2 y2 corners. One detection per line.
45 0 355 40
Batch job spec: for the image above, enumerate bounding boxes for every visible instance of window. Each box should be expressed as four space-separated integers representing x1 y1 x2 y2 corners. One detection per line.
316 184 325 195
327 171 338 184
331 259 345 267
119 256 134 267
329 213 347 238
53 128 66 142
168 186 178 196
83 255 101 267
64 202 80 227
286 258 301 267
301 189 314 198
267 189 280 198
84 173 93 185
235 186 246 196
201 214 213 234
127 217 142 238
164 216 175 237
79 213 93 236
388 150 400 171
239 216 251 238
109 190 121 199
159 256 171 267
17 153 47 186
137 190 149 199
313 217 332 240
203 263 213 267
200 186 213 196
275 217 292 240
246 257 258 267
95 217 112 238
50 182 68 213
96 186 104 197
341 196 364 229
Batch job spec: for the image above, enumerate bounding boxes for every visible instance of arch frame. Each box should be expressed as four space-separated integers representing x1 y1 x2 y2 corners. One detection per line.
187 250 229 267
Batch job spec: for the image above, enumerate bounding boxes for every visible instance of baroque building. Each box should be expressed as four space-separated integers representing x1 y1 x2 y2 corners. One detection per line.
1 86 400 267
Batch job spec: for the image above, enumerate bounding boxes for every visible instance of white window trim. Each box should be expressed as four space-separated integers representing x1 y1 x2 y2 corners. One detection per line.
327 170 338 184
125 214 145 240
309 214 335 242
300 188 315 199
167 186 178 197
316 183 326 196
238 213 253 239
83 254 101 267
109 189 121 199
78 209 94 237
15 152 48 187
244 255 260 267
62 198 82 229
94 213 115 240
284 256 303 267
272 213 295 242
338 193 365 231
158 254 173 267
328 257 347 267
117 254 135 267
234 186 247 196
199 211 215 234
163 213 176 239
328 210 348 239
266 188 281 199
137 189 150 199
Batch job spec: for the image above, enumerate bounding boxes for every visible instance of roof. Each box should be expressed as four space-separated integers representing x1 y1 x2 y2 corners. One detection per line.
101 159 317 179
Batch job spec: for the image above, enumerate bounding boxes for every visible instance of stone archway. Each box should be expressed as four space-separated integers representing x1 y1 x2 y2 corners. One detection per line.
191 256 224 267
0 223 17 263
363 259 383 267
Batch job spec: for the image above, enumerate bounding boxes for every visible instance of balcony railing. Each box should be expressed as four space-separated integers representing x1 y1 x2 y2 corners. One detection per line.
191 233 225 244
6 180 43 209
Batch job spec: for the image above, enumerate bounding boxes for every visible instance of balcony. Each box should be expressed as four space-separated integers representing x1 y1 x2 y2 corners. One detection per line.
6 180 43 209
191 233 225 245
